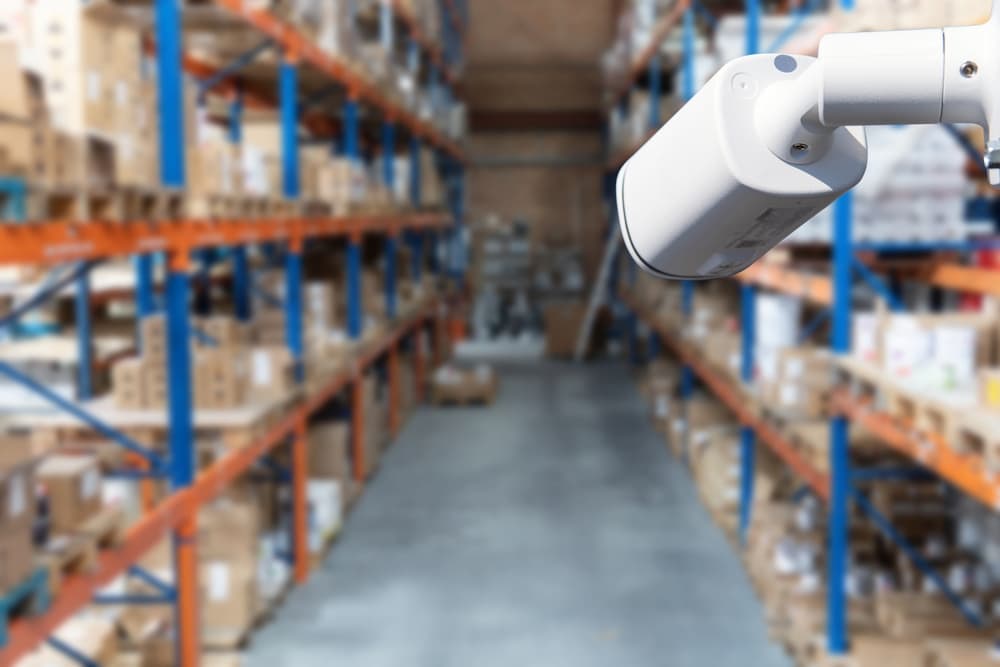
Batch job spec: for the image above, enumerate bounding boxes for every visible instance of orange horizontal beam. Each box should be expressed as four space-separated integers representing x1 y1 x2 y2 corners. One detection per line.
622 291 831 500
835 392 1000 509
0 213 448 267
736 263 834 306
0 302 439 664
611 0 691 103
918 263 1000 298
211 0 463 161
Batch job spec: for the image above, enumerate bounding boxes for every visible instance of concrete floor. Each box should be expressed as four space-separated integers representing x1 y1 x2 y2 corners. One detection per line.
246 361 791 667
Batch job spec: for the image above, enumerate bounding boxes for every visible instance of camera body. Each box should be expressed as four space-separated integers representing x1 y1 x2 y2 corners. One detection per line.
617 54 868 280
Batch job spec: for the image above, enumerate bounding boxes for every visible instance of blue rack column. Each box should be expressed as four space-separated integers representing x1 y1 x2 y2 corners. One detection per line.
737 0 761 548
383 119 399 321
738 285 756 545
154 0 199 662
409 135 425 280
828 192 853 655
75 271 92 400
827 0 856 655
164 250 200 667
229 87 251 322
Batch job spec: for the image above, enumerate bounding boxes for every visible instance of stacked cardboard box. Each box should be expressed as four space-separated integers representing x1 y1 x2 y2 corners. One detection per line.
112 314 294 411
0 436 37 593
198 497 261 645
37 453 102 534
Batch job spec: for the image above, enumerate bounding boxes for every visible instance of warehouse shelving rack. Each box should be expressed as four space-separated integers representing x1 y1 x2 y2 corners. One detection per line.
611 0 1000 658
0 0 466 664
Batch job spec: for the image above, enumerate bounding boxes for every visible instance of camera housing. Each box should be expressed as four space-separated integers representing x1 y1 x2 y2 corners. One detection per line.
617 54 867 280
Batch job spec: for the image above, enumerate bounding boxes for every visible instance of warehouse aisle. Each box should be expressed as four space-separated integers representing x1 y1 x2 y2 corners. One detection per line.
246 362 790 667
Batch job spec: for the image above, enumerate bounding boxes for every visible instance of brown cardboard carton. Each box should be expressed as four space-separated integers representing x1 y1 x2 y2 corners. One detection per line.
112 357 146 410
0 433 36 531
194 349 248 410
308 421 349 488
199 316 251 349
198 498 261 561
543 302 587 358
247 346 295 402
37 454 102 533
0 525 34 592
143 362 167 410
200 560 258 645
139 315 167 363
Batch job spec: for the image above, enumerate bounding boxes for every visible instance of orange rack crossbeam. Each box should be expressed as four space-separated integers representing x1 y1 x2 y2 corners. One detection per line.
622 291 831 500
0 302 440 664
736 263 834 306
0 213 449 267
835 392 1000 509
211 0 463 160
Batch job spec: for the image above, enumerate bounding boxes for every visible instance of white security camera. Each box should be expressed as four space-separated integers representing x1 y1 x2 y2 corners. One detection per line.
619 2 1000 279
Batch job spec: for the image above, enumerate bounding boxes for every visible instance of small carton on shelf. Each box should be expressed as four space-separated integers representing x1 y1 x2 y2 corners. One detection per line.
139 315 167 364
194 348 248 410
199 558 259 647
111 356 146 410
247 346 295 403
37 453 101 534
308 420 349 493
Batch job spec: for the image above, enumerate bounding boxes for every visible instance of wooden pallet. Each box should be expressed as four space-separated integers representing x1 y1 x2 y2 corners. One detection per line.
429 384 497 406
954 410 1000 472
40 533 98 595
0 569 50 646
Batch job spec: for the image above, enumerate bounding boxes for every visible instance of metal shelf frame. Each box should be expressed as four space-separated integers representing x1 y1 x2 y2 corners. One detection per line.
0 0 466 663
610 0 999 657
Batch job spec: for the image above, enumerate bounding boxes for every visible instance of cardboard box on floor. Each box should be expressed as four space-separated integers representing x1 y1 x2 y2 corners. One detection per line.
543 302 587 358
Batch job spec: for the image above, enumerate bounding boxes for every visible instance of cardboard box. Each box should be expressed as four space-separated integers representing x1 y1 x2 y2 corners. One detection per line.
139 315 167 363
143 362 167 410
198 316 251 349
0 526 34 592
308 479 342 554
200 559 258 644
308 421 349 487
543 302 587 358
248 346 295 403
37 454 102 533
198 497 261 561
194 349 248 410
111 357 146 410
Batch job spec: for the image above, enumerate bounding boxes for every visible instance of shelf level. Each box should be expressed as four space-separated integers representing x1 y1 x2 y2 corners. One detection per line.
0 300 440 664
212 0 463 160
0 213 448 267
610 0 691 105
835 392 1000 510
736 263 834 306
622 291 831 500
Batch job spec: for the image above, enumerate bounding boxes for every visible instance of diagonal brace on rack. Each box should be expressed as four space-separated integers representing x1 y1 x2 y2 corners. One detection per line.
46 637 100 667
0 362 165 470
197 38 275 100
853 489 984 627
852 257 905 312
0 261 99 333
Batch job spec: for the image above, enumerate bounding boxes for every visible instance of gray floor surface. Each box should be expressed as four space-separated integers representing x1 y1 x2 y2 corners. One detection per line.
246 361 791 667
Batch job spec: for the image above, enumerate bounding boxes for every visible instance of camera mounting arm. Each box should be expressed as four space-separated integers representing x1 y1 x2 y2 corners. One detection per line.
757 1 1000 183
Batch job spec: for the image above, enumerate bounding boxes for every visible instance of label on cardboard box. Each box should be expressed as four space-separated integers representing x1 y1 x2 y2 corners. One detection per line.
8 473 24 519
252 351 271 386
207 561 230 601
655 396 669 418
780 385 798 407
80 468 99 499
87 71 101 101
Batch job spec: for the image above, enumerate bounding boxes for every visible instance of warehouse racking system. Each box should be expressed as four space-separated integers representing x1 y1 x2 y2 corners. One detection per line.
0 0 468 663
610 0 1000 658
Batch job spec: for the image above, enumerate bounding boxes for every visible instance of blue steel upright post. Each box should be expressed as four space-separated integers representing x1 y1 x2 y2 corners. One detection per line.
678 2 697 462
827 0 855 655
75 269 92 400
383 120 398 320
154 0 199 661
281 54 304 381
229 89 252 322
410 135 425 280
739 0 760 547
345 95 363 340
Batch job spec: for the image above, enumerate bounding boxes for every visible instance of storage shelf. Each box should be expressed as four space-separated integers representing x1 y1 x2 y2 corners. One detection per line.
835 392 1000 509
390 0 461 87
736 262 834 306
0 212 448 267
212 0 464 160
621 291 831 500
0 300 441 665
737 259 1000 300
609 0 691 105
